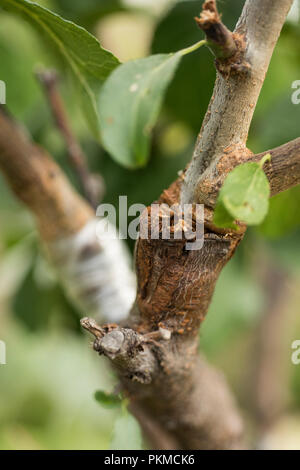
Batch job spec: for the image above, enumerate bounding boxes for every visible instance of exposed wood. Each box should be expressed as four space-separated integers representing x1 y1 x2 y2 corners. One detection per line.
195 0 238 59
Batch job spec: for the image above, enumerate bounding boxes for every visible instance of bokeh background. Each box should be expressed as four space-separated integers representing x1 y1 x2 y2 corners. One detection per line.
0 0 300 449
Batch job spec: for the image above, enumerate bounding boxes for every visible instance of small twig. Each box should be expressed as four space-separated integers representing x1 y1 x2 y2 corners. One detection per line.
195 0 237 59
80 317 157 384
36 69 103 208
80 317 105 338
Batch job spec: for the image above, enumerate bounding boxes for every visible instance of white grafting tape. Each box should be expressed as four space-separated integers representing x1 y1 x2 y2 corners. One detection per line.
48 218 136 322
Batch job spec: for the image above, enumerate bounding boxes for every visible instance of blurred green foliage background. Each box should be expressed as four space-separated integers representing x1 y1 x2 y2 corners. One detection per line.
0 0 300 449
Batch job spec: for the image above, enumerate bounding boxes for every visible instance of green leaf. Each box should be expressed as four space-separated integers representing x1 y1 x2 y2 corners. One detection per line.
98 40 205 168
214 161 271 228
99 53 183 167
0 0 120 138
0 16 44 118
110 412 142 450
94 390 122 409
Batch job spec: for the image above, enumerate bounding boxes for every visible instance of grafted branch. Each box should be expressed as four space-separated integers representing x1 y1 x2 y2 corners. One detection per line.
0 106 135 322
182 0 294 205
0 104 244 448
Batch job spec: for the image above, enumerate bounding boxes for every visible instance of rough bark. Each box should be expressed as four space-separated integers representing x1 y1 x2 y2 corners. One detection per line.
0 105 246 449
256 138 300 198
189 138 300 209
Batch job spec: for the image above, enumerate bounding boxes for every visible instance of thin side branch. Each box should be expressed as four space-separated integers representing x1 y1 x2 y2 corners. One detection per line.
186 138 300 209
195 0 237 59
255 138 300 197
36 69 102 208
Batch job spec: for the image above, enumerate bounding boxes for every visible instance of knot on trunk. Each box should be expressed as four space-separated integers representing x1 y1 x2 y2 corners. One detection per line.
81 318 159 384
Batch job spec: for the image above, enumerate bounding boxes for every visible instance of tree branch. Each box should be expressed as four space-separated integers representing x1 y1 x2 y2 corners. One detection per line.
78 1 294 449
82 317 245 450
36 69 103 209
255 138 300 197
0 106 92 241
78 0 295 449
181 0 293 205
0 106 135 322
0 101 244 447
195 0 237 59
184 138 300 209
